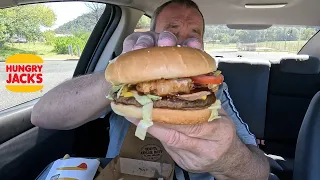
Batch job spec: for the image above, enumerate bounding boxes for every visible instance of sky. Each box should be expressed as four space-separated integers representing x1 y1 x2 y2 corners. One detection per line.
42 2 93 30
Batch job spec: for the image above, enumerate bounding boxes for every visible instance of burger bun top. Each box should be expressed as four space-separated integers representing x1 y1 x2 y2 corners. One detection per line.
105 46 217 85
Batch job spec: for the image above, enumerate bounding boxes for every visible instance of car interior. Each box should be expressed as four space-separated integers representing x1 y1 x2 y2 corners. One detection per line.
0 0 320 180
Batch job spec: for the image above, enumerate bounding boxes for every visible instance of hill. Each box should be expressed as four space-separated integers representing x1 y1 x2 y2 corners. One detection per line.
55 8 104 34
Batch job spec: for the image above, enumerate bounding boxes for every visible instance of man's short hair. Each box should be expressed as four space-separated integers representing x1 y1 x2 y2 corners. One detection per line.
150 0 205 33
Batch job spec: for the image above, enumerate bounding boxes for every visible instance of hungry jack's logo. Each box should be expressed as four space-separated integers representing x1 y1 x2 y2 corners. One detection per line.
5 54 43 92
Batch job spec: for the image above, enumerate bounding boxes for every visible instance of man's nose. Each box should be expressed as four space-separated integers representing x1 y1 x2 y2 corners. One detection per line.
176 32 189 45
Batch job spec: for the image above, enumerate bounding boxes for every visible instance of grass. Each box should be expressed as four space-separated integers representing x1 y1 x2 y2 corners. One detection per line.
0 44 36 61
256 40 307 53
204 43 237 51
0 42 79 61
204 40 308 53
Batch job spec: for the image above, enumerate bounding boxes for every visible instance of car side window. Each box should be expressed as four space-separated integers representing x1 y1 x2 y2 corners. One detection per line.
0 2 106 111
135 15 151 32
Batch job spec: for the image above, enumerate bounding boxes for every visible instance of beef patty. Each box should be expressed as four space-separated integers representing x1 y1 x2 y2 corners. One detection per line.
114 94 216 110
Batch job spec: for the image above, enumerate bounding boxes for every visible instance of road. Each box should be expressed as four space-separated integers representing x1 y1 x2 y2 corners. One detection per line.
0 51 295 111
0 61 78 111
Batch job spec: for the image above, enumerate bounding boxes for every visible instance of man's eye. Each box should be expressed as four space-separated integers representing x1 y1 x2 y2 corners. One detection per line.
193 29 201 35
169 24 179 28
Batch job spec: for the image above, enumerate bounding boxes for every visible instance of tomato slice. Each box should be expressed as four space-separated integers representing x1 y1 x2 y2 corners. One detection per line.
190 74 224 84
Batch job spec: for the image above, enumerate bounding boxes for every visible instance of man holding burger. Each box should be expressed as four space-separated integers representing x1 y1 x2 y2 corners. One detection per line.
31 0 270 179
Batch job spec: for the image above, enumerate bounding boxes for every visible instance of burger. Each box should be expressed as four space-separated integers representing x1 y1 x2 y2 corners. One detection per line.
105 46 223 140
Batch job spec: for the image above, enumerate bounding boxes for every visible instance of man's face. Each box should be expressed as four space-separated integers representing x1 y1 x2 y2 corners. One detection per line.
155 3 204 46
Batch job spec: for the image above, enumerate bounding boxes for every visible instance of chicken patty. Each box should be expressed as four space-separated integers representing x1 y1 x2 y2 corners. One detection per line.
136 78 193 96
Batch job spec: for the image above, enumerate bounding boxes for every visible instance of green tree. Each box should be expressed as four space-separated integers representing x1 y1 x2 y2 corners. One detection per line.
235 30 249 43
0 4 56 43
265 28 276 41
84 2 105 23
43 30 56 45
302 28 316 40
0 8 14 44
0 23 7 46
204 25 215 42
55 9 102 34
54 31 91 55
220 34 231 43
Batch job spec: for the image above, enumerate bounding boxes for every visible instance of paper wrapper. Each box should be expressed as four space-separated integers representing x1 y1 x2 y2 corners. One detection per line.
95 124 174 180
45 158 100 180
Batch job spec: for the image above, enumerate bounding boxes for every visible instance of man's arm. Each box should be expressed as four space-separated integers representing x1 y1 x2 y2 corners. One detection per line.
211 139 269 180
31 71 111 130
212 83 270 179
31 31 179 130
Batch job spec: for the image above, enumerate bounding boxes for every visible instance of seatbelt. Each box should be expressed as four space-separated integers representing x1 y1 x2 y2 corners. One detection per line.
173 170 178 180
182 169 191 180
173 163 190 180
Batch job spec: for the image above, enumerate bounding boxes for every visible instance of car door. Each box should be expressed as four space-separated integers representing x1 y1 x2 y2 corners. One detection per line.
0 2 121 179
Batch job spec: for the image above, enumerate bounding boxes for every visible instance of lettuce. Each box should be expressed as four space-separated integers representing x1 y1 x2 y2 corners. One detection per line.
133 92 152 105
213 70 222 76
142 102 153 121
117 85 126 98
111 84 125 93
146 94 162 101
105 95 114 100
105 84 125 100
135 102 154 140
208 100 221 122
132 92 155 140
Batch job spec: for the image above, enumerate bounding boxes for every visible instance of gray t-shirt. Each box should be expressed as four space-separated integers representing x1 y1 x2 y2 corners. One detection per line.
106 82 257 180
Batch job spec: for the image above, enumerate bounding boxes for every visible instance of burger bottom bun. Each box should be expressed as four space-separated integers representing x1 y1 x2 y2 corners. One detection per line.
111 102 216 125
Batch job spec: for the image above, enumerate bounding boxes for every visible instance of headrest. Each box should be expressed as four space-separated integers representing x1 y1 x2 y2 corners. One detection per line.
217 58 271 67
280 55 320 74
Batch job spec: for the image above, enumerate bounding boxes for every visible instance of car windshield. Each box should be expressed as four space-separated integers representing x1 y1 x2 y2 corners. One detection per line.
203 25 320 61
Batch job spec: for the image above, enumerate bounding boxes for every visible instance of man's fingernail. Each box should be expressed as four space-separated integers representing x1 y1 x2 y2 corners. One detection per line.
132 44 148 50
158 31 177 47
183 38 203 50
132 35 155 50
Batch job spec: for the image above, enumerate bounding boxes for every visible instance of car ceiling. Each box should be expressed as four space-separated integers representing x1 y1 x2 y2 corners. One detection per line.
1 0 320 26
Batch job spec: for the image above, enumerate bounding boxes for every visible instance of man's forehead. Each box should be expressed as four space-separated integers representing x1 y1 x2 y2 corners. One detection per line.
159 3 202 19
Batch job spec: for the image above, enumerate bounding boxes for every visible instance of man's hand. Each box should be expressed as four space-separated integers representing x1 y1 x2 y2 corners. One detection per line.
125 108 270 180
122 31 202 53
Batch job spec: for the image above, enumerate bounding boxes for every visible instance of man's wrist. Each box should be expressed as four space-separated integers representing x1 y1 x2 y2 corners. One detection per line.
209 136 268 180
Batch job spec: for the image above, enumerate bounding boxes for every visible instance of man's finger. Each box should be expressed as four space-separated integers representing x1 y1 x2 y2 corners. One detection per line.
122 33 141 53
163 144 207 173
154 122 218 140
125 117 208 151
133 34 156 50
155 108 230 140
182 38 203 50
157 31 177 47
125 116 221 141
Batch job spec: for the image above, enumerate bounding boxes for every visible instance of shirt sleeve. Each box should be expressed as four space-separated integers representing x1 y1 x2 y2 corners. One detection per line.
216 82 257 146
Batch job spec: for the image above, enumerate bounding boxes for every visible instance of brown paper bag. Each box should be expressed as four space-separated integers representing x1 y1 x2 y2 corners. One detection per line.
95 124 175 180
